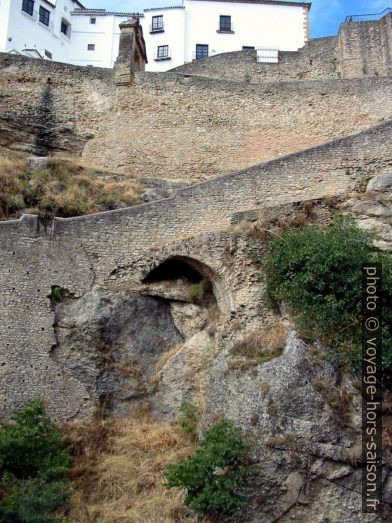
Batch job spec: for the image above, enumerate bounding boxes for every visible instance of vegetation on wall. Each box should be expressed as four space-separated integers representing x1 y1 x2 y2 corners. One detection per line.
0 154 142 220
258 215 392 384
165 419 254 518
0 399 71 522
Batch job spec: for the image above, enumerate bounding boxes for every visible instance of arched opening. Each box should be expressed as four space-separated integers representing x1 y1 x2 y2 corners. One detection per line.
142 256 232 314
143 258 202 284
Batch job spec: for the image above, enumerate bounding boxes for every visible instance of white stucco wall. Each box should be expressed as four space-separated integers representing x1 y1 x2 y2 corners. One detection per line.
184 0 307 64
70 13 132 68
141 8 186 72
1 0 80 62
0 0 11 51
1 1 309 70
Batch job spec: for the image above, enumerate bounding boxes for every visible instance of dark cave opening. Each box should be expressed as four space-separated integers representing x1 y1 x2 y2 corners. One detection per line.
143 257 203 284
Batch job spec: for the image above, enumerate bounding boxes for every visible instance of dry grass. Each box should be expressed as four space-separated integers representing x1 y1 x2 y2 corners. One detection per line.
345 441 362 465
312 379 353 428
155 343 183 373
0 154 143 219
64 412 196 523
0 155 30 219
229 322 288 365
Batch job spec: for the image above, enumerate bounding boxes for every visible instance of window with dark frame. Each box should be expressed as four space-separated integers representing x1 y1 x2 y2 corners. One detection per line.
152 15 164 31
196 44 209 60
157 45 169 58
90 17 96 24
242 46 255 50
219 15 232 31
61 20 70 37
44 50 53 59
22 0 34 17
87 44 95 51
39 6 50 26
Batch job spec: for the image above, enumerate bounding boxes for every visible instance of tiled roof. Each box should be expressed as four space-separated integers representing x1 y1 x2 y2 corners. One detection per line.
144 6 185 11
72 8 144 17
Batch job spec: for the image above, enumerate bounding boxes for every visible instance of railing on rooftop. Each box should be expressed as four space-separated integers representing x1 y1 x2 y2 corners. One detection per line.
345 7 392 23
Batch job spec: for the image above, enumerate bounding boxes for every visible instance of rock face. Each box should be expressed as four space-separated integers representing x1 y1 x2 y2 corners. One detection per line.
343 171 392 252
367 172 392 195
154 325 391 521
52 288 183 415
201 331 390 522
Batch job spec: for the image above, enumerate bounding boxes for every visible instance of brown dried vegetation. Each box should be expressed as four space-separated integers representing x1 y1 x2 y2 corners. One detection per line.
0 154 143 219
63 412 196 522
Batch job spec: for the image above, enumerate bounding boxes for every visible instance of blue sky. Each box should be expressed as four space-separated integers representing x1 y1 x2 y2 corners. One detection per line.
81 1 392 38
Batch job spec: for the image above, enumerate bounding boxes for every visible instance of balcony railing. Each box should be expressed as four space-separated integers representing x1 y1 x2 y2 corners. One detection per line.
256 48 279 63
150 23 164 33
345 7 392 23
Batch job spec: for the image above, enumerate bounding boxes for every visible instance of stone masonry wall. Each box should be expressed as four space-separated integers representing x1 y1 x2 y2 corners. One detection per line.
2 52 392 182
84 73 392 181
1 119 392 419
170 37 340 83
172 14 392 84
0 54 114 155
339 13 392 78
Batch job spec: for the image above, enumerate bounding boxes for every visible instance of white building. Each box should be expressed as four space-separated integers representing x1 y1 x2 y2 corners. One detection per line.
143 0 310 72
69 0 310 71
69 9 142 68
0 0 84 63
0 0 311 71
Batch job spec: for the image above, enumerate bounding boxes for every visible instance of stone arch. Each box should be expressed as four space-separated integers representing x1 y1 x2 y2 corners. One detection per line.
142 255 233 314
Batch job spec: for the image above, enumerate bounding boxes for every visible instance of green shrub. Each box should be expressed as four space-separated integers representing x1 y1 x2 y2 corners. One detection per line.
178 403 199 440
165 419 254 518
0 400 71 522
49 286 67 305
259 215 392 384
187 281 206 301
0 399 71 480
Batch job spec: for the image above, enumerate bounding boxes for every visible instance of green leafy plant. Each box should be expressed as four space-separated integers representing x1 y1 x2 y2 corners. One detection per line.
165 419 254 518
187 281 207 301
258 215 392 384
0 399 71 521
49 286 67 305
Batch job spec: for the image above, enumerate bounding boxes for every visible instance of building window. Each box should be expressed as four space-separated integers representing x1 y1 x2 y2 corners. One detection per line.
44 50 53 60
87 44 95 51
39 6 50 27
151 15 164 32
22 0 34 17
196 44 209 60
219 15 232 31
90 17 96 24
156 45 169 59
242 46 255 50
61 19 71 37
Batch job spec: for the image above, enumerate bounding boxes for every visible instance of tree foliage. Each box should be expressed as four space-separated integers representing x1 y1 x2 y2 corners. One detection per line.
165 419 254 518
259 215 392 384
0 399 71 522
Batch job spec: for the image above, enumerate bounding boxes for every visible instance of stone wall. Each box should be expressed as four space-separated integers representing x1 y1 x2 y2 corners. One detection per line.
1 119 392 419
2 51 392 182
85 73 392 181
170 36 339 83
0 53 113 155
339 13 392 78
172 13 392 83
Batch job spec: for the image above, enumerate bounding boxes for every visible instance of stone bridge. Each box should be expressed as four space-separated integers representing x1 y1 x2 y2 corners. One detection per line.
1 117 392 419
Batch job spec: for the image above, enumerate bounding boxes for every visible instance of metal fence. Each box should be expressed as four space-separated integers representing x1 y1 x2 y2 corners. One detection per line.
256 48 278 64
345 7 392 23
